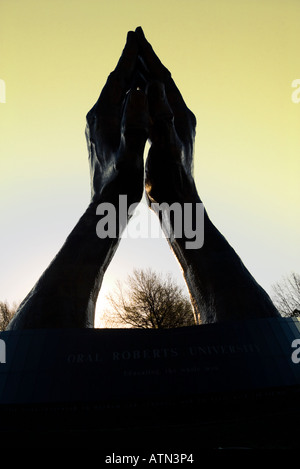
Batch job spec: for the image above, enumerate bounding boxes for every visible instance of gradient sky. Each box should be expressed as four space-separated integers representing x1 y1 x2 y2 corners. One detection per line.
0 0 299 327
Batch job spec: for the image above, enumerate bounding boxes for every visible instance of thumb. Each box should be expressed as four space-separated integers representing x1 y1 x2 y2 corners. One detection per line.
120 89 149 156
147 81 177 146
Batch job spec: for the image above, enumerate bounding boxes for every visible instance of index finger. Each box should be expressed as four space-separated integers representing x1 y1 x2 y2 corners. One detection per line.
135 27 185 109
114 30 139 87
93 31 139 115
135 27 196 141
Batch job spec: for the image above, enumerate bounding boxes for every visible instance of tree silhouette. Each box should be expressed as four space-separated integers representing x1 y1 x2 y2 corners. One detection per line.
271 272 300 318
104 268 196 329
0 301 18 331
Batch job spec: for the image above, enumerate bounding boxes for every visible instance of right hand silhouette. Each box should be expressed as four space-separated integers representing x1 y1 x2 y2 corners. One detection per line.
136 27 199 206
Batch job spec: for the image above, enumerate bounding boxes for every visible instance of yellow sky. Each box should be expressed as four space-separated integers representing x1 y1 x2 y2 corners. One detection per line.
0 0 299 326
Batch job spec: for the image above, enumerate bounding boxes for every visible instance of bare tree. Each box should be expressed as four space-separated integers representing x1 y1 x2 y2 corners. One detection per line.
103 268 196 329
0 301 18 331
271 272 300 318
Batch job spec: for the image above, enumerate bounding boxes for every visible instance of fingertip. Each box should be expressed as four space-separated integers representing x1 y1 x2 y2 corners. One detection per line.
126 30 136 46
135 26 148 48
135 26 145 36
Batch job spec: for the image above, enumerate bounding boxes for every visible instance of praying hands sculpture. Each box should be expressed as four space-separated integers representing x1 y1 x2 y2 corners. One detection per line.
7 27 279 330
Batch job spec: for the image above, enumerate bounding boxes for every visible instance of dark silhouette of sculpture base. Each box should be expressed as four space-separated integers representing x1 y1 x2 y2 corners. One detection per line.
6 27 280 330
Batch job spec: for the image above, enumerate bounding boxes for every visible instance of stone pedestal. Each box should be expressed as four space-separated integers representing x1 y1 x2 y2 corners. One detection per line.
0 317 299 449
